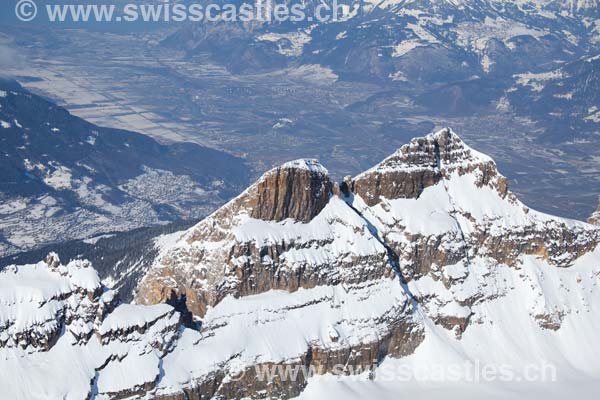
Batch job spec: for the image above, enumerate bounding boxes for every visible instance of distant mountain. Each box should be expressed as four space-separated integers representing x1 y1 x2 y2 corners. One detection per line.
161 0 600 144
0 79 250 257
166 0 599 81
3 128 598 399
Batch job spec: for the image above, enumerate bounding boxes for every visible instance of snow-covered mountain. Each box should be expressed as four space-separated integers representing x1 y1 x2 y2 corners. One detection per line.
2 128 599 399
161 0 600 147
0 79 249 257
167 0 600 80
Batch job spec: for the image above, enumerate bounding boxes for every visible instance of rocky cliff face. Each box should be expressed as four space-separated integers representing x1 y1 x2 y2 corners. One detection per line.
352 128 509 206
138 129 599 331
351 129 598 271
0 253 105 351
132 128 600 399
247 159 332 222
1 254 423 400
3 128 600 400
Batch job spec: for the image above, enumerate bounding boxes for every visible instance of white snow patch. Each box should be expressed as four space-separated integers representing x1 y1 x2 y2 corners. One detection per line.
392 40 426 57
257 31 312 57
288 64 338 84
279 159 329 175
43 166 73 190
514 70 563 92
273 118 294 129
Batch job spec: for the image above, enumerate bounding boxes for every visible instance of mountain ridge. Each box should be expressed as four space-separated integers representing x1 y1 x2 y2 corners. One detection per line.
137 127 598 322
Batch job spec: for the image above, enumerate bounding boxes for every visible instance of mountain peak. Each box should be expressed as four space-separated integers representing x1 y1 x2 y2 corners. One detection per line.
353 127 504 206
278 158 329 175
137 158 376 317
142 159 336 295
245 158 332 223
370 127 492 173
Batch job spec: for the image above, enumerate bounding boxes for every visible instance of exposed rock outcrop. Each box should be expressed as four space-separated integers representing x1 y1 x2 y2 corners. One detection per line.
346 129 599 334
248 159 332 222
157 279 424 400
0 253 107 351
352 128 509 206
